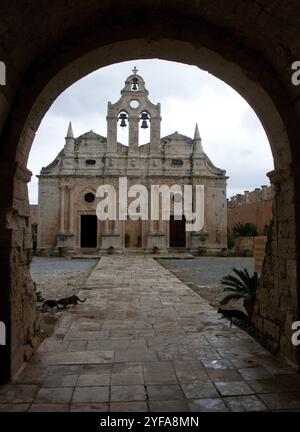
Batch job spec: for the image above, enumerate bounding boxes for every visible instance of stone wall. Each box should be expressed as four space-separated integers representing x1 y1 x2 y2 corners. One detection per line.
37 175 227 254
253 169 300 368
0 164 39 382
254 236 268 273
228 186 273 235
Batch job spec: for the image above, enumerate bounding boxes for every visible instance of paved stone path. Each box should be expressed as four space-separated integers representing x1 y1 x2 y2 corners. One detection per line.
1 256 300 412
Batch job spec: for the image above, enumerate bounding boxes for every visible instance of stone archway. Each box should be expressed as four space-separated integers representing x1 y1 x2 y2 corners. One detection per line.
1 2 300 382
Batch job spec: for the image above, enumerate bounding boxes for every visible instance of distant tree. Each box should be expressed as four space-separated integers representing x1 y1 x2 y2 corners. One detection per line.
233 222 258 237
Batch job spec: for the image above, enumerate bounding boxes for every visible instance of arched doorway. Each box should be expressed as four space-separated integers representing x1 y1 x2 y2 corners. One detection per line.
170 215 186 248
0 4 299 382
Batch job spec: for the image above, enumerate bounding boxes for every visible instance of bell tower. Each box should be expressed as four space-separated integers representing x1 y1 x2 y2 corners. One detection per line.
106 68 162 175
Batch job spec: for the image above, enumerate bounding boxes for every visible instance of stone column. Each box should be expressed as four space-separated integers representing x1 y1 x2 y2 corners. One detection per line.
149 184 156 235
149 219 155 234
129 116 139 153
106 102 118 154
113 220 119 234
60 185 65 233
104 219 110 234
252 167 300 367
69 186 74 232
159 218 164 233
149 109 162 176
150 115 161 154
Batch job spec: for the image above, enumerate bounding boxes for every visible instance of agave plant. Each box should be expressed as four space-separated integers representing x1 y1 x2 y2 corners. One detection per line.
233 222 258 237
220 268 259 318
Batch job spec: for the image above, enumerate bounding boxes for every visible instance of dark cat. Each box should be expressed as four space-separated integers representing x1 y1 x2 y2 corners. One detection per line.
218 307 249 327
57 295 87 309
42 299 58 312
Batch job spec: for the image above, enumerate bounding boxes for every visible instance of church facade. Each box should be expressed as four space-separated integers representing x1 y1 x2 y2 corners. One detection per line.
37 70 227 255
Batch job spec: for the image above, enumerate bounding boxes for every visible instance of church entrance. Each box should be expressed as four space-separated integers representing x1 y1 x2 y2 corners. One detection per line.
80 215 97 248
169 215 186 247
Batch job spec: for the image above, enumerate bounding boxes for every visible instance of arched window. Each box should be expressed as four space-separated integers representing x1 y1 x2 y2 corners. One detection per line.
117 110 129 146
139 111 151 145
131 77 139 91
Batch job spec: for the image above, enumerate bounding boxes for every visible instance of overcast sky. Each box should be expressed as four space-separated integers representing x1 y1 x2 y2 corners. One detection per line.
27 59 273 204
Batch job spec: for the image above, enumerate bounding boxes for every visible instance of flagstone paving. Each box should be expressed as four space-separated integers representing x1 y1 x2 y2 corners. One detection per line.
0 255 300 412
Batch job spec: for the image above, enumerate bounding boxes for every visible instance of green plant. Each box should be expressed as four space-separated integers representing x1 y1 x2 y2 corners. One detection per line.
125 233 130 248
233 222 258 237
220 268 259 318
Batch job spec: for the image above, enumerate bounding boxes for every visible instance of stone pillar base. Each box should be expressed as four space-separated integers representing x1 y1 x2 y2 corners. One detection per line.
190 230 209 255
146 233 167 253
56 232 76 255
101 233 123 253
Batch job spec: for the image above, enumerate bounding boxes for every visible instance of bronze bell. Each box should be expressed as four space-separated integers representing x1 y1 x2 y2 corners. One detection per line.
132 78 139 90
140 112 149 129
119 113 128 127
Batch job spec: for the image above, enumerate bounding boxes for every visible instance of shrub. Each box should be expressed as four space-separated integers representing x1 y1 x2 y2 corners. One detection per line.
233 222 258 237
220 267 259 318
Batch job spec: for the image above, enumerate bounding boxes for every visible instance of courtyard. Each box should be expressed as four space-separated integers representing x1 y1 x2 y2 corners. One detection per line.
31 257 98 300
0 255 299 412
157 257 254 308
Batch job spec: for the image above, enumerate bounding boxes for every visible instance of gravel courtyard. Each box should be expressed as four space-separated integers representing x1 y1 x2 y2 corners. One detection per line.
157 257 254 308
30 258 98 337
30 257 98 300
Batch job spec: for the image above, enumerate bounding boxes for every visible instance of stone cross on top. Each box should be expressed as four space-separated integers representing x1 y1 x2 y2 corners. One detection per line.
132 66 138 74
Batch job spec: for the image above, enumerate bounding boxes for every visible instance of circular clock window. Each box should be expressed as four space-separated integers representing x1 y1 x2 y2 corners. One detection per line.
84 192 95 203
173 193 182 203
130 99 140 109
